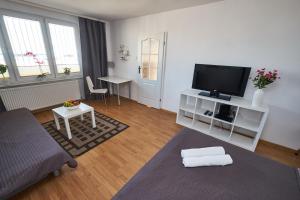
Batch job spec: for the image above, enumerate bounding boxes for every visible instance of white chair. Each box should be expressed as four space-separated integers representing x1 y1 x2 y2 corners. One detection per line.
86 76 108 104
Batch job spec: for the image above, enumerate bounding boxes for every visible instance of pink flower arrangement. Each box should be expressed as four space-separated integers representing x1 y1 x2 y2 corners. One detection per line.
24 51 45 77
24 51 44 66
252 68 280 89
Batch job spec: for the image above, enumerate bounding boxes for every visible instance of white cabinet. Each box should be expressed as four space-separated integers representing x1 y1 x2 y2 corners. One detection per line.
176 89 269 151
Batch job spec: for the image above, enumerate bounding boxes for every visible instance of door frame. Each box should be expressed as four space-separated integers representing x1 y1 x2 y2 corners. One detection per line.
137 32 168 109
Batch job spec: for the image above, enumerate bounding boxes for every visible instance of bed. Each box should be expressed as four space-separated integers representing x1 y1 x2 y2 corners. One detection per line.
113 128 300 200
0 108 77 199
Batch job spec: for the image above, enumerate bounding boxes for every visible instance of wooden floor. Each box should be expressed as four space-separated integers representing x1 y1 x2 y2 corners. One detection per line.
12 97 300 200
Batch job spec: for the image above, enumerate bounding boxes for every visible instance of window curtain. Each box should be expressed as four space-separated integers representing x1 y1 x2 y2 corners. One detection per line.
0 96 7 112
79 17 108 99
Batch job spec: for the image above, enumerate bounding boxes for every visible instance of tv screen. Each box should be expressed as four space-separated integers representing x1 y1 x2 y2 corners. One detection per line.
192 64 251 97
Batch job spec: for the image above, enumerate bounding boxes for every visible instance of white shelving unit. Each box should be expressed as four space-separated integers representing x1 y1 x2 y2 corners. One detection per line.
176 89 269 151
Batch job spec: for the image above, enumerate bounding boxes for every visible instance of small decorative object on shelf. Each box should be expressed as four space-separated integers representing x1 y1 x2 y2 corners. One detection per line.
119 44 130 61
63 100 81 110
64 67 71 75
0 64 8 79
252 68 280 107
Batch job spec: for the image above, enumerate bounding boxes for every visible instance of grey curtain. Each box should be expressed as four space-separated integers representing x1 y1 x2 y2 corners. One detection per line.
0 96 6 112
79 17 108 99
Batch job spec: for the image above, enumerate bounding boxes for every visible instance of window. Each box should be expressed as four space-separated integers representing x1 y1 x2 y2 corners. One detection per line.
3 15 50 77
0 11 82 85
0 46 9 78
48 23 80 73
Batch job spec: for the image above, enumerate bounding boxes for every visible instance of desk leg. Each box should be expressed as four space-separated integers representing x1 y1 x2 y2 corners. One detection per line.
111 82 114 95
128 81 131 99
64 118 72 139
91 109 96 128
117 83 120 105
53 113 60 130
99 79 102 88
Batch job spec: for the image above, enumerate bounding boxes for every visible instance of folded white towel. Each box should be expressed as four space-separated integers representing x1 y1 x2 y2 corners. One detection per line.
182 154 233 167
181 146 225 158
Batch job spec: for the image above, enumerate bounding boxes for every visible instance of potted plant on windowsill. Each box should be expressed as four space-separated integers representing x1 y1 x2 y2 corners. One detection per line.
252 68 280 107
0 64 8 79
37 72 47 80
63 67 71 75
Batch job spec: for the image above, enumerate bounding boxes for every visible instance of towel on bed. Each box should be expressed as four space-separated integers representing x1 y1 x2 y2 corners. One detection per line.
181 146 225 158
183 154 233 167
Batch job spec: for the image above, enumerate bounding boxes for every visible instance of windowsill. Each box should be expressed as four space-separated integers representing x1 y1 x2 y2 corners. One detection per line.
0 75 83 89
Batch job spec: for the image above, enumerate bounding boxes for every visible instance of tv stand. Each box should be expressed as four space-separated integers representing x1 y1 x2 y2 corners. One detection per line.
199 91 231 101
176 89 269 151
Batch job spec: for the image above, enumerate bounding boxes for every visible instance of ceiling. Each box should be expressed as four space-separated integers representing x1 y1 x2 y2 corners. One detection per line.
14 0 222 21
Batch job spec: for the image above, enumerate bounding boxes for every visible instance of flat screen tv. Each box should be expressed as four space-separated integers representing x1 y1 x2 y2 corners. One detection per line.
192 64 251 100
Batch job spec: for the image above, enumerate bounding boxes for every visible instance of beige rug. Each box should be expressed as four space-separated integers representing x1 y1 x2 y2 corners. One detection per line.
43 111 128 157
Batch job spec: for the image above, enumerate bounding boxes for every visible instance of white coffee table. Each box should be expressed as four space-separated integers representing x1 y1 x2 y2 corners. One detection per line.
52 103 96 139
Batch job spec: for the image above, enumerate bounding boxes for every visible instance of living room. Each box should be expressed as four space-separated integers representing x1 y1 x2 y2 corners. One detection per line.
0 0 299 199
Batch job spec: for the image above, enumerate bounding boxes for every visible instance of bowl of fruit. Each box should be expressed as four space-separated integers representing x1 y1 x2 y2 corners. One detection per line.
63 100 81 110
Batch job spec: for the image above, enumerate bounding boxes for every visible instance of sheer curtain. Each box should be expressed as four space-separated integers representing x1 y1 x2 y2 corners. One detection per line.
79 17 108 99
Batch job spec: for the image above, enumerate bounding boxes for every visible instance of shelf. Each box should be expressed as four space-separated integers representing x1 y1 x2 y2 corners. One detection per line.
234 117 260 132
181 89 269 113
177 89 269 152
234 114 261 132
192 120 210 134
195 107 213 118
213 117 233 125
209 126 231 141
179 94 196 113
195 98 215 117
179 104 195 113
230 133 254 150
177 115 193 127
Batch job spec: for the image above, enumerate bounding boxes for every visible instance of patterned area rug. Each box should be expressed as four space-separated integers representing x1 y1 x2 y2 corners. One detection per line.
43 111 128 157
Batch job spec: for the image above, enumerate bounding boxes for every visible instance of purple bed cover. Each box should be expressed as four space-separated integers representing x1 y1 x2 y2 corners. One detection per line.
113 128 300 200
0 108 77 199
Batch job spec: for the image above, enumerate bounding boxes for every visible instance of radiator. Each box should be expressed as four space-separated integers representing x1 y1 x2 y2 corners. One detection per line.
0 80 82 111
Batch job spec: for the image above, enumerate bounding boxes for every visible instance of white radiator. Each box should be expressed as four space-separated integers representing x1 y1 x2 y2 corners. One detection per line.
0 80 81 111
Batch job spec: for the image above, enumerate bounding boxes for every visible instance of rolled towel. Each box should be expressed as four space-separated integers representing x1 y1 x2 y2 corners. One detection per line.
181 146 225 158
182 154 233 167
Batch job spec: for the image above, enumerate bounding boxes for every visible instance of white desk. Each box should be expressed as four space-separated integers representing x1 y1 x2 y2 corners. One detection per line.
98 76 131 105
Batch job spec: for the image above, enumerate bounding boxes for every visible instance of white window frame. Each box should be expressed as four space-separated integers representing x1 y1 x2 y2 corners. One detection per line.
45 18 82 78
0 9 82 86
0 24 16 85
0 10 55 82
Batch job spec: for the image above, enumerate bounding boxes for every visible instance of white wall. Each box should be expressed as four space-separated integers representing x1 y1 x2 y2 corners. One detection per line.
111 0 300 150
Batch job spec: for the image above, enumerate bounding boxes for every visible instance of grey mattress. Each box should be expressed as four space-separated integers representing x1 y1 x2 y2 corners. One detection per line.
0 108 77 199
113 128 300 200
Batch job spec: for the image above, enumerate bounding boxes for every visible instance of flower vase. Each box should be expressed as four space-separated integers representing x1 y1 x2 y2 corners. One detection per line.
252 89 264 107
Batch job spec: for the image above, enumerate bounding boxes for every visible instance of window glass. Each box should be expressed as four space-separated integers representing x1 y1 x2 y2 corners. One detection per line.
3 15 50 77
141 38 159 80
48 23 80 73
0 47 9 78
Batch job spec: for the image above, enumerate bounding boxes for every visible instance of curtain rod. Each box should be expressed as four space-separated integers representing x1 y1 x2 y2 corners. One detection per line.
8 0 109 23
